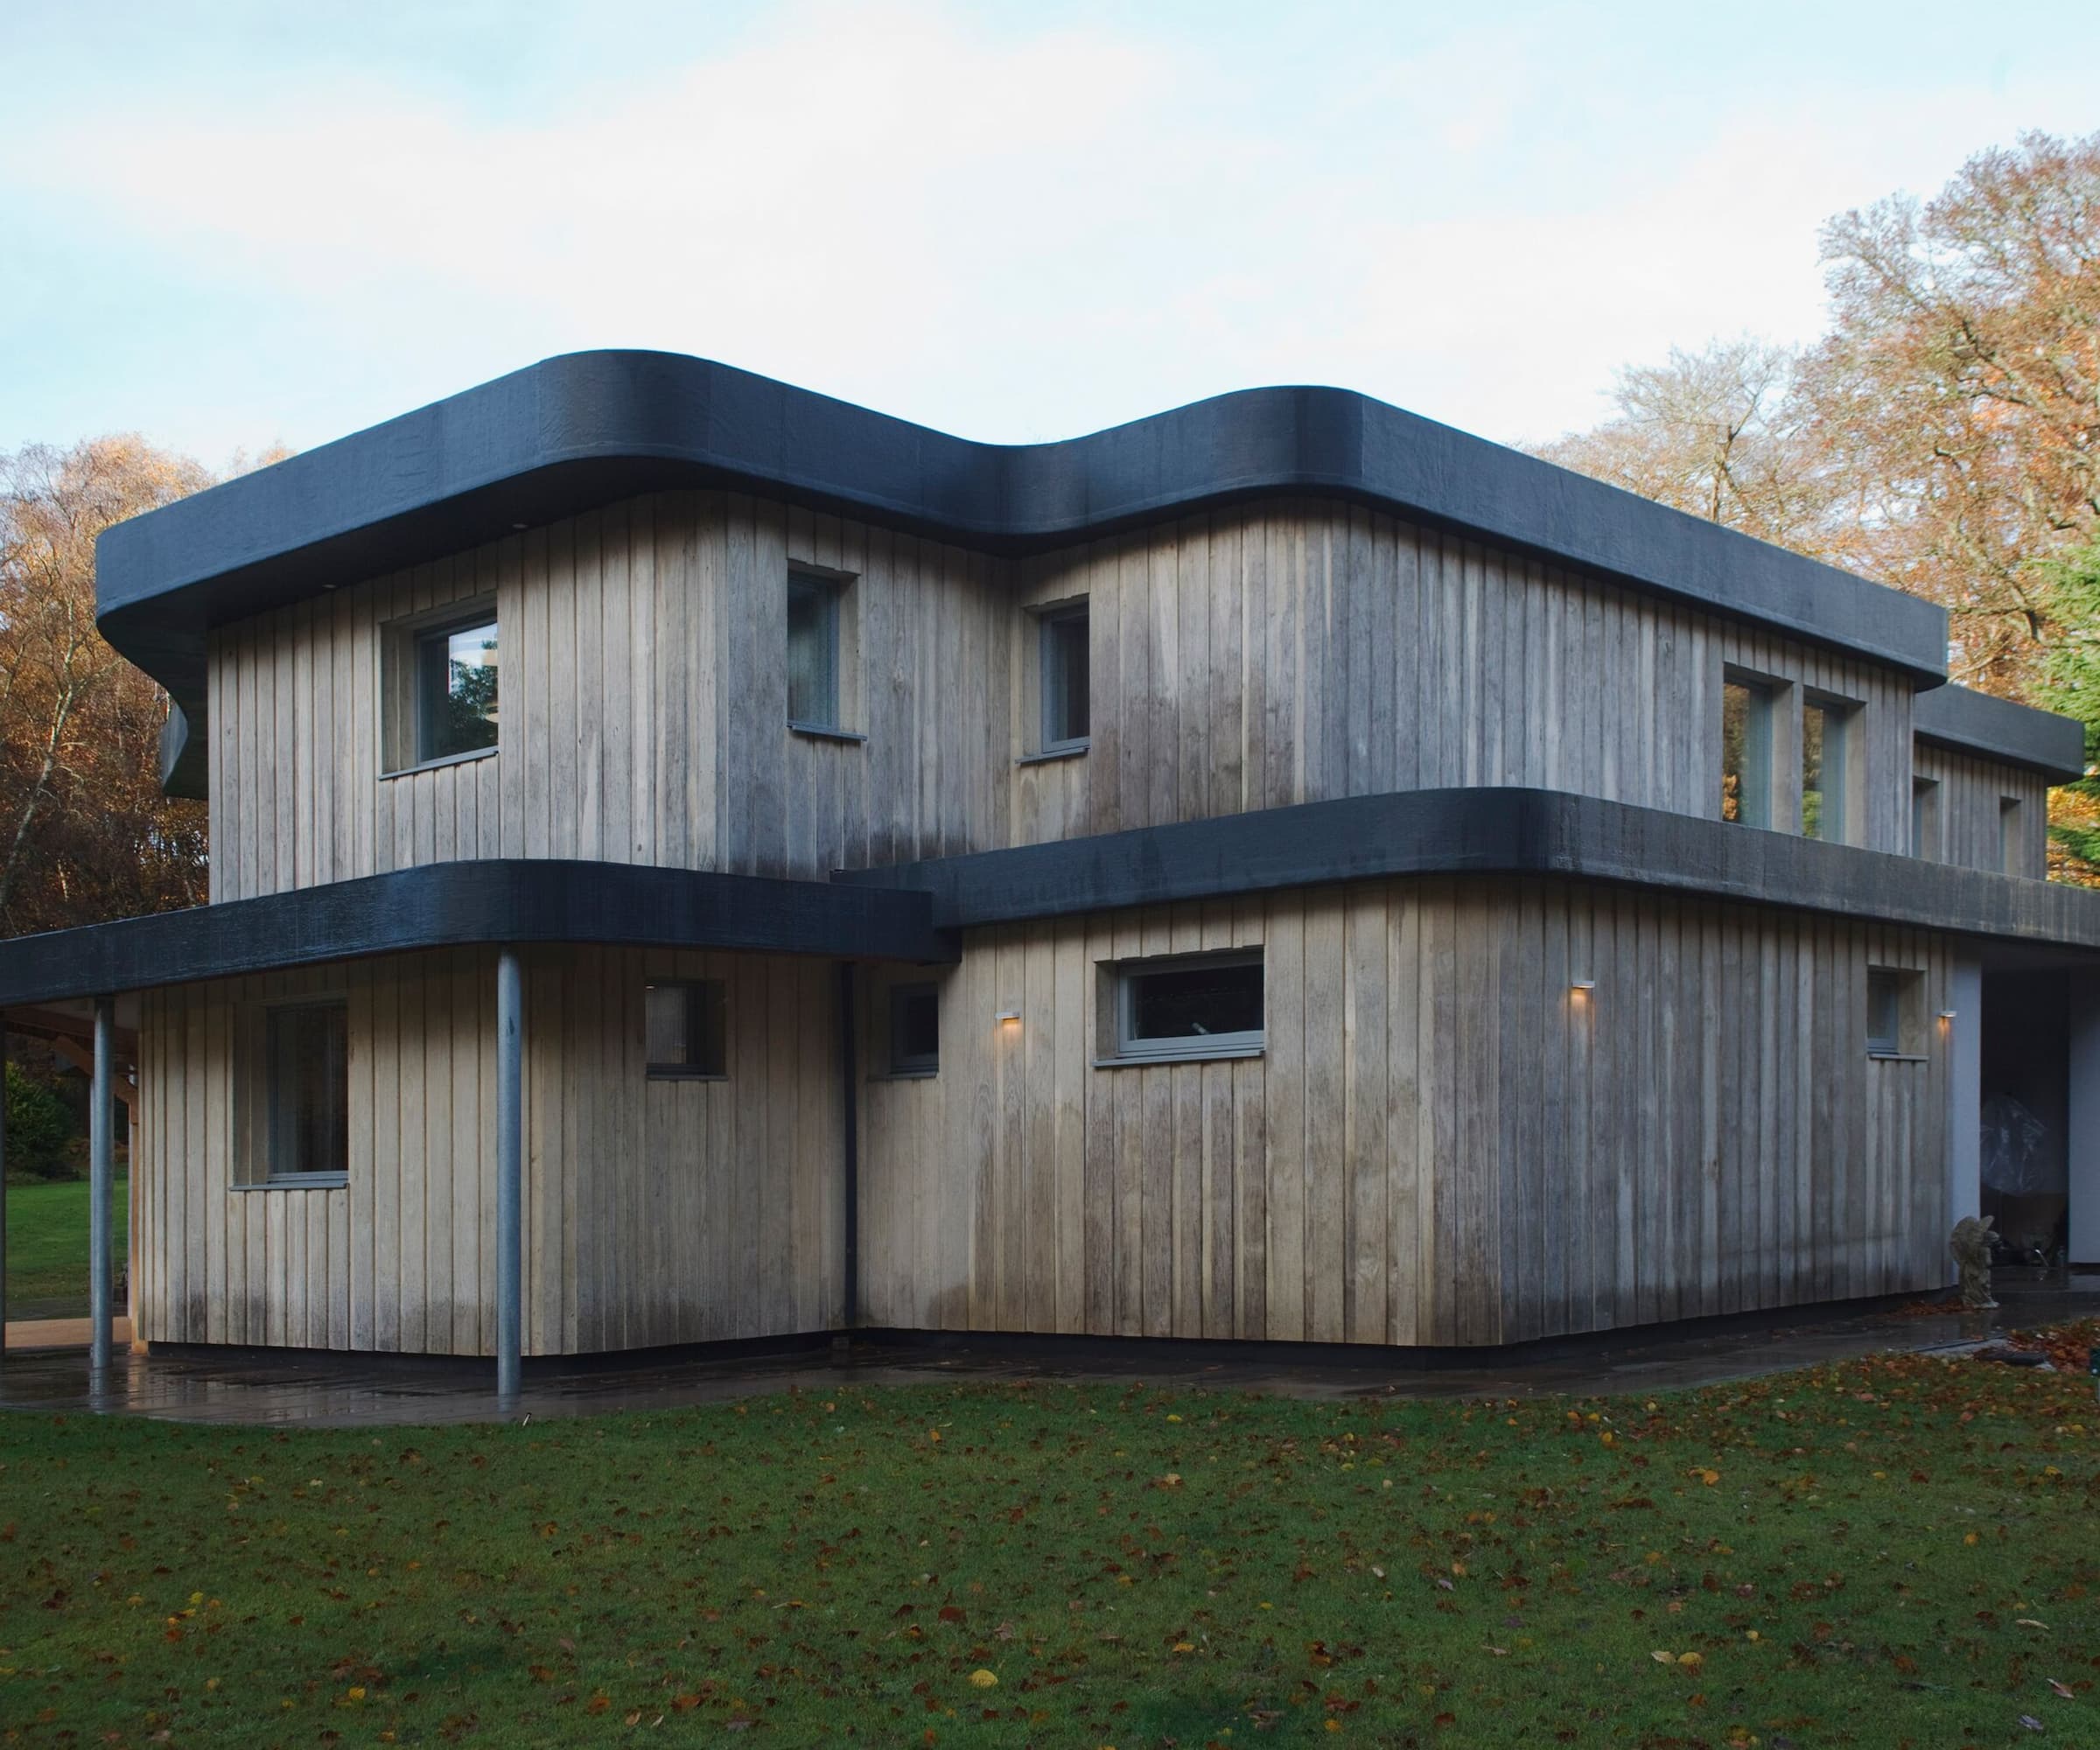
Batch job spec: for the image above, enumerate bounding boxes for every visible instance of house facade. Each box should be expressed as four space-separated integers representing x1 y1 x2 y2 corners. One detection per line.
5 351 2096 1380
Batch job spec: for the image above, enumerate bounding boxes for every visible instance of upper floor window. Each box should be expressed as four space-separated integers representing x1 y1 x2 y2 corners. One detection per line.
383 600 499 774
1040 601 1090 751
788 567 844 732
1802 693 1858 844
1910 776 1939 859
1999 797 2024 876
1721 672 1774 828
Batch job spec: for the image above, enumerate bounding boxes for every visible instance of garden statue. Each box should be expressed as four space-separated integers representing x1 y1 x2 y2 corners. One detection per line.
1949 1214 1998 1311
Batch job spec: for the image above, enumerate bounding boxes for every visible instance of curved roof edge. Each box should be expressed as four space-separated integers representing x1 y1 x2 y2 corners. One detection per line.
844 787 2100 952
1913 682 2086 783
100 349 1953 796
0 858 952 1006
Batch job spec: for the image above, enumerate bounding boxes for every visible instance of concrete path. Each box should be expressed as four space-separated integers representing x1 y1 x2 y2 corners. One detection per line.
3 1315 131 1352
0 1278 2090 1430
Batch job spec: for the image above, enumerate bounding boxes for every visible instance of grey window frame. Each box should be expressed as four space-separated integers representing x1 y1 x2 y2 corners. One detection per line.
644 979 728 1081
381 597 501 777
1107 949 1265 1065
1866 965 1922 1060
1998 796 2023 876
1039 600 1090 752
1721 670 1775 830
255 996 350 1187
887 982 941 1077
1802 691 1857 844
1910 776 1939 859
414 610 500 766
787 567 843 732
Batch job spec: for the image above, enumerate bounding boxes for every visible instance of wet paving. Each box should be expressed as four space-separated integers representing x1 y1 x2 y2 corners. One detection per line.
1 1274 2094 1431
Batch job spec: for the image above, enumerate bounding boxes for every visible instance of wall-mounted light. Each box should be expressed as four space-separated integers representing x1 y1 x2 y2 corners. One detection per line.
995 1010 1021 1028
1938 1010 1957 1024
1571 980 1597 994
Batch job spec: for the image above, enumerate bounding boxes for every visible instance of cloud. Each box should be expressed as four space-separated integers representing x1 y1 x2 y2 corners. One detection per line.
5 0 2099 458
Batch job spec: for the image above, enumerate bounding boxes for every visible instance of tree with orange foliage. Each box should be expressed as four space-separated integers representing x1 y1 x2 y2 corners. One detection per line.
0 437 213 936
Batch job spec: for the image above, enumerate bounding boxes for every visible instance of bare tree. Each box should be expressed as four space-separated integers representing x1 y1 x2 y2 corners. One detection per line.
0 438 213 934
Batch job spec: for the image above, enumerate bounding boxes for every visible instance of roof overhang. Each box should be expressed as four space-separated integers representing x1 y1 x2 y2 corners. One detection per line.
0 859 953 1007
843 787 2100 958
97 350 1957 799
1912 682 2086 783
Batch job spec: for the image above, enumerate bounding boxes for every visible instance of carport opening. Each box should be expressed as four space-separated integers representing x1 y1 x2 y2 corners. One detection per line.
1979 970 2072 1266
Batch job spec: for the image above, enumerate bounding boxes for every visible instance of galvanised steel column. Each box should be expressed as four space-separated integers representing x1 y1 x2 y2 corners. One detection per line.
495 949 523 1400
89 995 115 1374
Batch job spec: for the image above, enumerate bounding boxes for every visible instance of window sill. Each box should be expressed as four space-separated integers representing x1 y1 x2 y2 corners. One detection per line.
1017 741 1089 766
872 1068 940 1082
381 745 498 780
646 1069 728 1082
233 1173 349 1191
1867 1051 1928 1064
789 722 868 745
1094 1043 1266 1068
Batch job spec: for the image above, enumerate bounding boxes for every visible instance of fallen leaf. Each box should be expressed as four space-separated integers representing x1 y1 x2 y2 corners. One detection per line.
968 1670 998 1690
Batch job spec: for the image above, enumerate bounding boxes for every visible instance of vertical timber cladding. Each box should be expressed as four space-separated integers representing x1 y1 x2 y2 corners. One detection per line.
134 947 843 1357
1912 742 2049 874
207 495 1923 903
857 878 1954 1349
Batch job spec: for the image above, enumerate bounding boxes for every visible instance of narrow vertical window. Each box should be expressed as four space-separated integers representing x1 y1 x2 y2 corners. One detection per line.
1802 697 1852 843
787 569 842 730
264 1001 348 1182
1910 777 1939 859
1721 675 1774 828
1039 601 1090 750
645 981 728 1079
413 612 500 765
1866 965 1921 1058
888 983 941 1075
1999 797 2023 876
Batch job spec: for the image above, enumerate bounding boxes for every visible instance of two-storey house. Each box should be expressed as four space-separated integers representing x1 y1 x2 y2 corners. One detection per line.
4 352 2094 1389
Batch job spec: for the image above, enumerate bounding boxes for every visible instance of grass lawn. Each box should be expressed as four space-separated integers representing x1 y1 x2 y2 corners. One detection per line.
0 1322 2095 1748
3 1177 127 1319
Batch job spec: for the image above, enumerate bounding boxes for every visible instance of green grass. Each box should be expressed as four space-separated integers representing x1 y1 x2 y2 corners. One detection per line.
3 1177 127 1318
1 1324 2096 1748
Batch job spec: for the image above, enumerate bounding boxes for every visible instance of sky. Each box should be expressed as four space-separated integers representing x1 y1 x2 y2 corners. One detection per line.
4 0 2098 468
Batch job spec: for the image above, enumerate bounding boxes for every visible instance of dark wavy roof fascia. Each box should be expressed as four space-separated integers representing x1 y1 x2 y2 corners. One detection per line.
96 349 1963 797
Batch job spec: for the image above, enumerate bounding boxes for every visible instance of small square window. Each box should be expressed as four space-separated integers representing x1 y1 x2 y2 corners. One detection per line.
263 1000 348 1182
1721 673 1774 829
1109 952 1264 1063
416 613 500 764
788 569 842 730
888 983 940 1075
1866 966 1922 1059
1040 602 1090 750
645 981 727 1079
383 600 500 774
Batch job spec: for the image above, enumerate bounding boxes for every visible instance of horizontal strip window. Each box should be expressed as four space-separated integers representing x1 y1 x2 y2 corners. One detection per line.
1107 948 1264 1064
